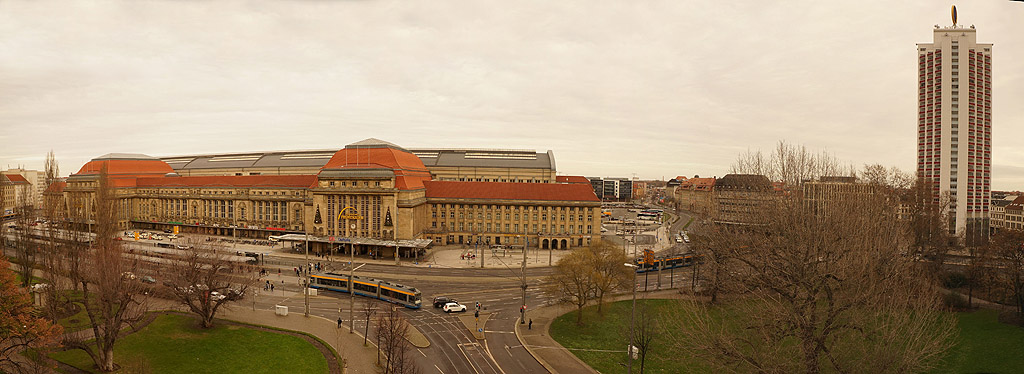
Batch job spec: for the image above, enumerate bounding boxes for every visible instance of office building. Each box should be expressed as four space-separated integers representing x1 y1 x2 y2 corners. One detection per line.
916 12 992 241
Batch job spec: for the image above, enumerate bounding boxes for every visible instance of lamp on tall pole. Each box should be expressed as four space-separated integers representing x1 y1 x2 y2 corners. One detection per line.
624 262 638 373
350 262 364 334
304 230 310 317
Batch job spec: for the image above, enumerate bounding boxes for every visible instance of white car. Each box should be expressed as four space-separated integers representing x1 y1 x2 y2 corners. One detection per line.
151 234 164 240
167 234 179 240
209 291 226 301
442 302 467 313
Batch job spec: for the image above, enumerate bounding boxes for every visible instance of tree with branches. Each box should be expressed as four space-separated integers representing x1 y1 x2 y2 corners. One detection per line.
10 203 39 288
163 237 256 328
0 256 63 374
545 247 597 326
362 300 378 346
670 190 956 373
375 306 418 374
627 299 659 374
63 166 150 372
730 140 856 187
991 229 1024 321
588 241 633 315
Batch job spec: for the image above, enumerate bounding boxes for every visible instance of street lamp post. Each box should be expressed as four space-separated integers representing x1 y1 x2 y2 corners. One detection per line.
624 262 638 374
304 231 310 317
521 234 528 324
350 262 364 334
350 241 356 334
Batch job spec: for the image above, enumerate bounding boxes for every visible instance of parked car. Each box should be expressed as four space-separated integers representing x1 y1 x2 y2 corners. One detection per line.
442 302 467 313
140 232 151 239
209 291 226 301
167 234 179 240
163 229 173 234
151 234 164 240
140 276 157 284
433 296 457 308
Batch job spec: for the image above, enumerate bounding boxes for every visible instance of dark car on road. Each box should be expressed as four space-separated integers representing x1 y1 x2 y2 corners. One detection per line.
433 296 457 308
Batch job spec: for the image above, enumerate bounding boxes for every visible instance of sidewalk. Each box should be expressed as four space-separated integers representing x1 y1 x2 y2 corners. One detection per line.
218 298 380 374
266 243 573 270
516 288 688 374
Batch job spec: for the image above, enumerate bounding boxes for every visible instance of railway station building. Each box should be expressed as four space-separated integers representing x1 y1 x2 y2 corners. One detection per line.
50 139 601 258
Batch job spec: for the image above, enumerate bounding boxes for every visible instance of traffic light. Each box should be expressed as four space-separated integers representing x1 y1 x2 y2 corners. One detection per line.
475 310 479 318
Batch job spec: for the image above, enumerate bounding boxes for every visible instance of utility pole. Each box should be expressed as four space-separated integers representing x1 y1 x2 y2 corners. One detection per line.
520 233 528 324
350 241 355 334
304 231 310 317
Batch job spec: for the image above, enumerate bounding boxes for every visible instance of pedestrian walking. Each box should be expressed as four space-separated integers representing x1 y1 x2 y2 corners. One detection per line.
270 283 274 292
529 319 533 330
337 317 343 328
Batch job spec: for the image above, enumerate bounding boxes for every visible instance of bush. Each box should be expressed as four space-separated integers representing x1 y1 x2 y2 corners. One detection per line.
997 310 1024 327
944 292 970 310
942 271 969 289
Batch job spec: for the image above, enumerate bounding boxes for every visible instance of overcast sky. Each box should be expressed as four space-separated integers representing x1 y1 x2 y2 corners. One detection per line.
2 1 1024 188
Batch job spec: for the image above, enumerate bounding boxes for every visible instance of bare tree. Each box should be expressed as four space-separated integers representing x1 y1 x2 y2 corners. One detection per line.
588 241 633 315
362 300 378 346
43 151 59 188
860 164 913 188
963 242 993 309
63 166 150 372
10 203 39 288
730 140 855 186
375 306 419 374
991 229 1024 321
545 247 596 326
903 176 957 275
670 190 957 373
627 299 659 374
163 237 256 328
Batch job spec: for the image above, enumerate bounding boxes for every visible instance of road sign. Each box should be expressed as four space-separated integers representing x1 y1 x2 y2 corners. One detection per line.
173 226 180 235
329 236 335 242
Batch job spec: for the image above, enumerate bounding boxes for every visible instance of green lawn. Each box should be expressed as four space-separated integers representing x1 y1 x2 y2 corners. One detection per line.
932 309 1024 373
13 272 44 285
50 314 329 374
551 300 1024 374
549 299 702 374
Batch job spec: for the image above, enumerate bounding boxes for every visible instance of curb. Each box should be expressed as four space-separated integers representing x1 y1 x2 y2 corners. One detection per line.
514 317 556 374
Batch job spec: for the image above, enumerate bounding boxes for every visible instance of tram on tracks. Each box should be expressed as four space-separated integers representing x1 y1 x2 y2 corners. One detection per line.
310 272 422 309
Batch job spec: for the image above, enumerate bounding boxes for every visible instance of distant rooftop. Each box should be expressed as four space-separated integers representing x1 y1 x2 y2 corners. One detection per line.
159 143 556 171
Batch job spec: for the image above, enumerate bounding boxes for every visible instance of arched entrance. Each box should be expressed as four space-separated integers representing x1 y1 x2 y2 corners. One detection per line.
542 239 549 249
560 239 568 249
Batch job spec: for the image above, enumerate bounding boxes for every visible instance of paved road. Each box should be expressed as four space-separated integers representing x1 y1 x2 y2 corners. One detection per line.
257 273 553 374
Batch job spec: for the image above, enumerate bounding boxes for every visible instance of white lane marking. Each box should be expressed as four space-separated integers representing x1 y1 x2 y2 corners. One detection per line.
419 348 427 357
435 364 444 373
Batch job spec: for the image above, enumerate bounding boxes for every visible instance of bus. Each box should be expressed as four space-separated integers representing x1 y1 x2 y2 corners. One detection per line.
310 272 422 309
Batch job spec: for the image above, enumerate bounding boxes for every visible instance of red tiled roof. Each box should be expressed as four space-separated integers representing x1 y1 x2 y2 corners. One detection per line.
556 176 590 184
321 147 431 190
424 181 599 202
45 181 66 194
75 159 174 176
2 174 30 184
73 158 177 188
136 175 317 188
692 178 715 189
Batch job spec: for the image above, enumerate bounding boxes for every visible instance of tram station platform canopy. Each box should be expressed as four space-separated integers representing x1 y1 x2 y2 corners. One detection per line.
273 233 432 248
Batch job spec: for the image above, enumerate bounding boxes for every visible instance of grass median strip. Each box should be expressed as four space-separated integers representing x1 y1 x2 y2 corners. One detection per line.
50 313 329 374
